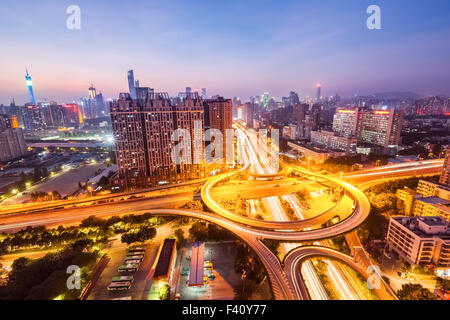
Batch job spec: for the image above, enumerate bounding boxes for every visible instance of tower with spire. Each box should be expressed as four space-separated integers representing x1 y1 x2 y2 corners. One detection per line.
25 67 36 105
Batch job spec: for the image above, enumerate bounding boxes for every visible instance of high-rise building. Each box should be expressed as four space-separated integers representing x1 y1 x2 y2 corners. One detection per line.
110 91 205 188
0 115 11 132
63 104 83 127
21 105 44 131
88 85 96 99
25 68 36 105
0 115 27 162
201 88 207 99
136 87 154 104
358 108 404 152
309 104 321 131
440 149 450 186
293 103 309 139
204 97 233 161
316 84 321 102
332 108 361 138
243 102 255 128
262 93 269 109
127 70 136 99
282 91 300 107
11 115 19 129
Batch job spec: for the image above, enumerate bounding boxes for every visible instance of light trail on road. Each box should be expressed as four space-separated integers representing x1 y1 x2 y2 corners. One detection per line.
243 127 332 300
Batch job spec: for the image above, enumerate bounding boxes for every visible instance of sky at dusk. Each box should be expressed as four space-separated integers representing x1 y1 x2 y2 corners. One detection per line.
1 0 450 105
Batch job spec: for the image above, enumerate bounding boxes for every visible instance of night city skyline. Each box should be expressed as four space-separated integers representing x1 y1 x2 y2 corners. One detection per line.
1 0 450 105
0 0 450 308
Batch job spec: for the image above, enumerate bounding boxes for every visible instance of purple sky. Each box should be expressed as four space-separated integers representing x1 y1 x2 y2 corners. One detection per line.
1 0 450 105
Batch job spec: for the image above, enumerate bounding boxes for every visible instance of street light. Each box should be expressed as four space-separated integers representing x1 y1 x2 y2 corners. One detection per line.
87 186 93 197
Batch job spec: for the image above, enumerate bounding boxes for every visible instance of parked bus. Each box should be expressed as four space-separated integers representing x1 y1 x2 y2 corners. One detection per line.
118 264 139 273
128 247 146 254
126 252 144 257
107 281 131 291
112 276 134 283
124 260 141 265
125 255 144 261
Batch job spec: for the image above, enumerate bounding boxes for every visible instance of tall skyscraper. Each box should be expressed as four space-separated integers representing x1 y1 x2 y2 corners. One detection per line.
440 149 450 186
25 68 36 105
262 92 269 109
204 97 233 161
127 70 136 99
316 84 321 102
201 88 207 99
88 85 97 99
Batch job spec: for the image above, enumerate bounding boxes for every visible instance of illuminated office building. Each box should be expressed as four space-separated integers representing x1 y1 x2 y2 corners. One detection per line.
332 107 362 138
358 108 404 150
127 70 136 99
440 150 450 187
111 92 205 188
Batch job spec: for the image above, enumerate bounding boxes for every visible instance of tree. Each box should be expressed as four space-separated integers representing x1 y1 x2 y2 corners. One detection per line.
159 284 170 300
189 222 208 242
174 229 185 249
70 239 94 251
436 277 450 291
121 226 156 245
397 283 437 300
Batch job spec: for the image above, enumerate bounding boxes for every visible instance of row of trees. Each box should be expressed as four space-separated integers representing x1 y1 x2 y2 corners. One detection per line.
0 214 175 255
0 245 98 300
30 191 62 202
188 221 235 242
121 226 156 245
0 225 108 255
397 283 437 300
233 242 268 300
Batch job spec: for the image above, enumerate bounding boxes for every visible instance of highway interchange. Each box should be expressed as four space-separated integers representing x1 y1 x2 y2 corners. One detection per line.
0 124 444 300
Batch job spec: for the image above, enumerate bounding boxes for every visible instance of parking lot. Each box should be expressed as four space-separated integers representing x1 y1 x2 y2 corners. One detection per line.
175 242 241 300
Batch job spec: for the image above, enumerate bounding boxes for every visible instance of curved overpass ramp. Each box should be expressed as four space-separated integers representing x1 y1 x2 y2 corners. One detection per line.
283 246 395 300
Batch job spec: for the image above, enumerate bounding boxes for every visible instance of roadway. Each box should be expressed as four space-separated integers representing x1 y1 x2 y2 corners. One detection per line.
0 123 444 300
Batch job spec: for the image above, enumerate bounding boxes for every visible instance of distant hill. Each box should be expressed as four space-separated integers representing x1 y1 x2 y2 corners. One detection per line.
373 92 421 100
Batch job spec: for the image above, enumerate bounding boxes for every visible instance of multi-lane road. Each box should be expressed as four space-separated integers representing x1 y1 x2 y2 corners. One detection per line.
0 123 443 300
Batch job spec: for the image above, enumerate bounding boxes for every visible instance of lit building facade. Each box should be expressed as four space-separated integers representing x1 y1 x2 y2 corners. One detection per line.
332 108 361 138
440 150 450 187
111 92 205 188
0 115 27 162
204 97 233 162
358 109 404 151
386 216 450 272
310 130 357 154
